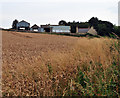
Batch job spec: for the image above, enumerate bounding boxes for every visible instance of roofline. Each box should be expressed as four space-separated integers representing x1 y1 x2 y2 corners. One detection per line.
41 25 70 26
18 20 30 25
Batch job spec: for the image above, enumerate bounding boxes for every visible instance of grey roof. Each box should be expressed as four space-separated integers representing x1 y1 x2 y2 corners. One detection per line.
19 20 30 25
17 20 30 28
31 24 39 29
78 28 90 33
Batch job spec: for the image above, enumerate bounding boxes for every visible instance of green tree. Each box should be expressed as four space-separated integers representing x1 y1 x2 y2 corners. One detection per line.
113 26 120 37
97 24 110 36
88 17 99 29
12 19 18 29
89 17 114 37
78 22 90 28
58 20 67 26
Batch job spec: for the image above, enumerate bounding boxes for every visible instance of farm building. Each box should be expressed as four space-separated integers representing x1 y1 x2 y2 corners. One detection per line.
30 24 44 32
76 26 97 35
41 25 71 33
41 25 52 32
17 20 30 30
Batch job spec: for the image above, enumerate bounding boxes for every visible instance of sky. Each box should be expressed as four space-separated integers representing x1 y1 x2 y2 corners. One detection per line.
0 0 119 29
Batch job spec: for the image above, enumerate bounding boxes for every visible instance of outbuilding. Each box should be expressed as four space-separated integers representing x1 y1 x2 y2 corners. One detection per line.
76 26 97 35
17 20 30 30
30 24 44 32
50 25 71 33
41 25 71 33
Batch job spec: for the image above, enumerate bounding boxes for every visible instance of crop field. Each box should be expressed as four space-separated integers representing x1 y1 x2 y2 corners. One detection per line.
2 30 120 96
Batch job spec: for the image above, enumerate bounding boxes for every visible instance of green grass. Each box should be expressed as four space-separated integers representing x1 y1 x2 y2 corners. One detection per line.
64 40 120 97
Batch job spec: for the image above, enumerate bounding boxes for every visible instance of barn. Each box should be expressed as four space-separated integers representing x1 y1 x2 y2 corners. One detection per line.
50 26 70 33
31 24 39 31
76 26 97 35
17 20 30 30
30 24 44 32
41 25 71 33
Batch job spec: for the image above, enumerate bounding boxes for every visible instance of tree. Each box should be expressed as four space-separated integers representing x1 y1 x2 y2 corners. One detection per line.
100 21 113 31
89 17 98 24
97 24 111 36
88 17 114 36
58 20 67 25
88 17 99 29
12 19 18 29
113 26 120 37
78 22 90 28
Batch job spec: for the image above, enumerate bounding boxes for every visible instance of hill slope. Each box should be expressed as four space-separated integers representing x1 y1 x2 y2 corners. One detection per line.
2 30 120 96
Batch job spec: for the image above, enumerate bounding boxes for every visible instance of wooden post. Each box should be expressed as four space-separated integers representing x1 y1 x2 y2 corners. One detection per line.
76 27 78 33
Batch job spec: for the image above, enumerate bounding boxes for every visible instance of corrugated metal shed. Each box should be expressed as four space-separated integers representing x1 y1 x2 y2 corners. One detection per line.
17 20 30 28
50 26 70 33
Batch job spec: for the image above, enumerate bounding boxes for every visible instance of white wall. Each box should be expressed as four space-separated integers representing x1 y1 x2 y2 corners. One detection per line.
50 26 70 33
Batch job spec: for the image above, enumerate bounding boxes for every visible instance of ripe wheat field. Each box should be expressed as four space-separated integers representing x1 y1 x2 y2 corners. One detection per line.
2 30 120 96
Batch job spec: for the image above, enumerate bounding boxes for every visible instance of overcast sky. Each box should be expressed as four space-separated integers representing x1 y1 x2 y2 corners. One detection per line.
0 0 119 28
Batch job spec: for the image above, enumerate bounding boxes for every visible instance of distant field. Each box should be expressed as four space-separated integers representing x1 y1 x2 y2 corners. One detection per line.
2 30 120 96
